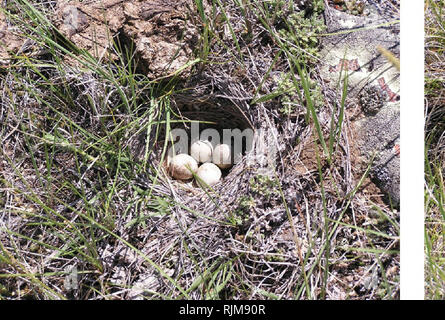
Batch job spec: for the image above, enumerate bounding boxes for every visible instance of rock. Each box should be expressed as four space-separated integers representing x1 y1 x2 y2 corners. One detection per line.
356 103 400 205
122 0 198 79
320 8 399 99
359 85 386 116
53 0 199 78
0 10 25 65
319 7 400 206
54 0 126 61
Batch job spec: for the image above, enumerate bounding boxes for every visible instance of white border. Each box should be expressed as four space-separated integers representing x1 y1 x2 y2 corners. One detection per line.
400 0 425 300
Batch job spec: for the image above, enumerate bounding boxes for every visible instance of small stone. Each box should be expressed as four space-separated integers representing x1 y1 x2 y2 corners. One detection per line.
359 85 386 115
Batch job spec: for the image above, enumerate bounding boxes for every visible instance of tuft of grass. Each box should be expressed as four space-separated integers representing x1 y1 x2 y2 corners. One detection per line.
425 0 445 299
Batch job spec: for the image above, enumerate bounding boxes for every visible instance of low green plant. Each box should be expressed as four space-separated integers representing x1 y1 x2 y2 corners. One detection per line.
277 72 324 115
232 195 255 227
231 175 281 227
249 174 280 201
277 5 326 64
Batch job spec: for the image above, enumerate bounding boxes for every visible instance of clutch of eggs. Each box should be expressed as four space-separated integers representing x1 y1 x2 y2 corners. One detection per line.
168 140 233 184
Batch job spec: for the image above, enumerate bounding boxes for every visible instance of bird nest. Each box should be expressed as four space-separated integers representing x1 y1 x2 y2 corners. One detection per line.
130 87 282 214
158 98 262 192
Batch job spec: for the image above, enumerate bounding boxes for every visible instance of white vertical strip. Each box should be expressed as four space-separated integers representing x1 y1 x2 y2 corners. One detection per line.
400 0 424 300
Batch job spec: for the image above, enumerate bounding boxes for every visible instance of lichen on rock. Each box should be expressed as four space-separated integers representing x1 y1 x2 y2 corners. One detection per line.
319 6 400 206
359 85 386 116
356 103 400 205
